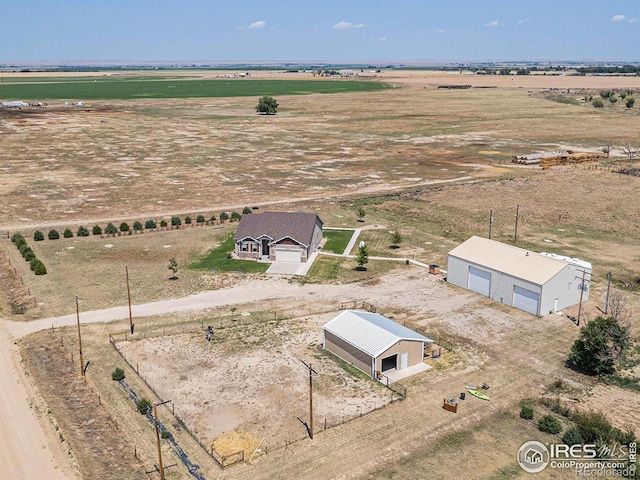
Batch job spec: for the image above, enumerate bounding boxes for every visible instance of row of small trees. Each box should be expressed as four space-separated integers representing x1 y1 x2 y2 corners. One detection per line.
30 209 252 241
10 233 47 275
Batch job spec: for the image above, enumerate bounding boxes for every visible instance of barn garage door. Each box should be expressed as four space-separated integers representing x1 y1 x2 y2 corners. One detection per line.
513 286 540 315
468 266 491 297
275 247 301 262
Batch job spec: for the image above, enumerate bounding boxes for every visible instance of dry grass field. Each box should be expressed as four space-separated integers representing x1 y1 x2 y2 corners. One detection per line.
3 70 640 479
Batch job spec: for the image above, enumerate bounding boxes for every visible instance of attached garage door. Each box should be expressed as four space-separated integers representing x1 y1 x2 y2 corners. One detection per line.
275 247 301 262
513 286 540 315
468 266 491 297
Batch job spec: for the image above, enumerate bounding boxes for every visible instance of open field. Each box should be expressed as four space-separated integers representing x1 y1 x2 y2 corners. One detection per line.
2 69 640 479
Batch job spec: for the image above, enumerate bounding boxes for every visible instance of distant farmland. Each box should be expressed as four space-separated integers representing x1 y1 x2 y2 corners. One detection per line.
0 77 391 100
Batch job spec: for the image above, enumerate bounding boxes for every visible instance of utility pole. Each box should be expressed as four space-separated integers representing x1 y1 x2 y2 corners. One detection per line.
300 360 318 439
126 265 133 334
604 271 612 315
514 204 520 244
153 400 171 480
488 210 494 239
575 269 591 326
75 296 84 376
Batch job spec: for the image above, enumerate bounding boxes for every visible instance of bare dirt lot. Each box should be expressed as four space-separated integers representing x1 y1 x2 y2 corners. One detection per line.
3 70 640 480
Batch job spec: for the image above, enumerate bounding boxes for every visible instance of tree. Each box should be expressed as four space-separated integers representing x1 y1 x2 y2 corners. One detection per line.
184 216 192 225
356 206 366 222
104 222 118 236
242 206 252 215
607 290 632 325
171 216 181 228
256 95 279 115
209 215 217 223
136 398 152 414
625 97 635 109
538 414 562 434
219 212 229 222
196 214 205 224
569 316 631 374
133 221 143 232
592 99 605 108
32 259 47 275
562 425 583 446
119 222 130 233
77 226 89 237
168 257 178 280
34 230 44 241
601 141 614 158
63 228 73 238
160 219 168 228
24 250 36 262
391 230 402 248
620 142 639 165
231 211 242 221
48 229 60 240
355 244 369 270
145 219 156 229
11 233 25 245
92 225 102 235
111 367 125 381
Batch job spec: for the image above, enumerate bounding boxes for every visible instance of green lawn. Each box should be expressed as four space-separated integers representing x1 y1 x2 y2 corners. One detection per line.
322 229 354 254
0 77 391 100
189 235 269 273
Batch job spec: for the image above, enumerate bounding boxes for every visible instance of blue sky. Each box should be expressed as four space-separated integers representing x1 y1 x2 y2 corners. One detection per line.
1 0 639 63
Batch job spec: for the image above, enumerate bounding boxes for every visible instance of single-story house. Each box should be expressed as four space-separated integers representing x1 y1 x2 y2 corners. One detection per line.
234 211 323 263
447 236 592 316
322 310 433 379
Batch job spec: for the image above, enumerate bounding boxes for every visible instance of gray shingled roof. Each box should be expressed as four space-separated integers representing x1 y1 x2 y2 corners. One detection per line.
233 211 323 247
323 310 432 358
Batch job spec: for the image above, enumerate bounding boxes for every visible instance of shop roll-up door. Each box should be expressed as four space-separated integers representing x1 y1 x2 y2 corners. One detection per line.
513 286 540 315
468 266 491 297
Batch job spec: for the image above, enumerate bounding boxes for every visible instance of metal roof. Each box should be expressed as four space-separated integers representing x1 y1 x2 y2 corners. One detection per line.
448 236 579 285
323 310 432 358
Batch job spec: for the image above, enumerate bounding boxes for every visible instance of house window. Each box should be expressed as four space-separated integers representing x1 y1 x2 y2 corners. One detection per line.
242 242 248 252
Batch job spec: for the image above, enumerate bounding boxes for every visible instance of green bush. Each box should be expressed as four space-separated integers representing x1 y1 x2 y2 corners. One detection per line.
119 222 130 232
242 206 251 215
171 216 181 227
34 230 44 241
219 212 229 222
538 414 562 434
231 211 241 221
11 233 26 246
24 250 36 262
161 430 171 439
18 243 30 255
520 404 534 420
196 214 205 224
63 229 73 238
160 219 168 228
104 223 118 235
48 229 60 240
572 410 613 444
562 425 583 445
145 219 157 229
77 226 89 237
136 398 152 414
184 216 192 224
111 367 125 381
626 97 635 109
33 260 47 275
569 316 631 374
592 99 605 108
133 221 143 232
209 215 216 223
92 225 102 235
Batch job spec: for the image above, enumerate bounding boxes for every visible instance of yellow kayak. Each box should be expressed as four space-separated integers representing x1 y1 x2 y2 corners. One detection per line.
468 389 490 401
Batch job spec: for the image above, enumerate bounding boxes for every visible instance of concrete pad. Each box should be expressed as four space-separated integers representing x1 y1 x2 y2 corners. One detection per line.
266 252 318 276
381 362 432 383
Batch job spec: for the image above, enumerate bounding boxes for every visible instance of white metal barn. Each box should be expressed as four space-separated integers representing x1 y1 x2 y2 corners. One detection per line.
447 236 591 316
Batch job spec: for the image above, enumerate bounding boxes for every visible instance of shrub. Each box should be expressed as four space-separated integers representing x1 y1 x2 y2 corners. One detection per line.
209 215 216 223
219 212 229 222
136 398 152 414
11 233 25 245
104 223 118 236
520 403 534 420
572 410 613 444
34 230 44 241
77 226 89 237
92 225 102 235
592 99 605 108
48 229 60 240
24 250 36 262
30 258 39 271
145 219 156 229
18 243 30 255
33 260 47 275
196 214 205 224
133 221 143 232
184 216 192 225
171 216 181 227
562 425 583 445
63 228 73 238
231 211 241 221
119 222 130 232
111 367 125 381
242 206 251 215
569 316 631 374
161 430 171 439
538 414 562 434
160 219 168 228
626 97 635 109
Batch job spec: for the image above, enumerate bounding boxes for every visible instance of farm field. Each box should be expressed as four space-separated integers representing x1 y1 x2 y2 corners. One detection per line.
2 69 640 480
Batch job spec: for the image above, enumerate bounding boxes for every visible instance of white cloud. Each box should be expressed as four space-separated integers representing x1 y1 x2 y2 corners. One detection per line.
611 14 625 22
629 17 638 23
377 36 387 42
485 20 499 27
333 21 366 30
437 29 445 34
248 20 266 30
517 18 530 25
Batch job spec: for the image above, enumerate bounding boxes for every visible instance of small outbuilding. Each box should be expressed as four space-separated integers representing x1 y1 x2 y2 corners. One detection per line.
234 211 323 263
322 310 433 379
447 236 591 316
